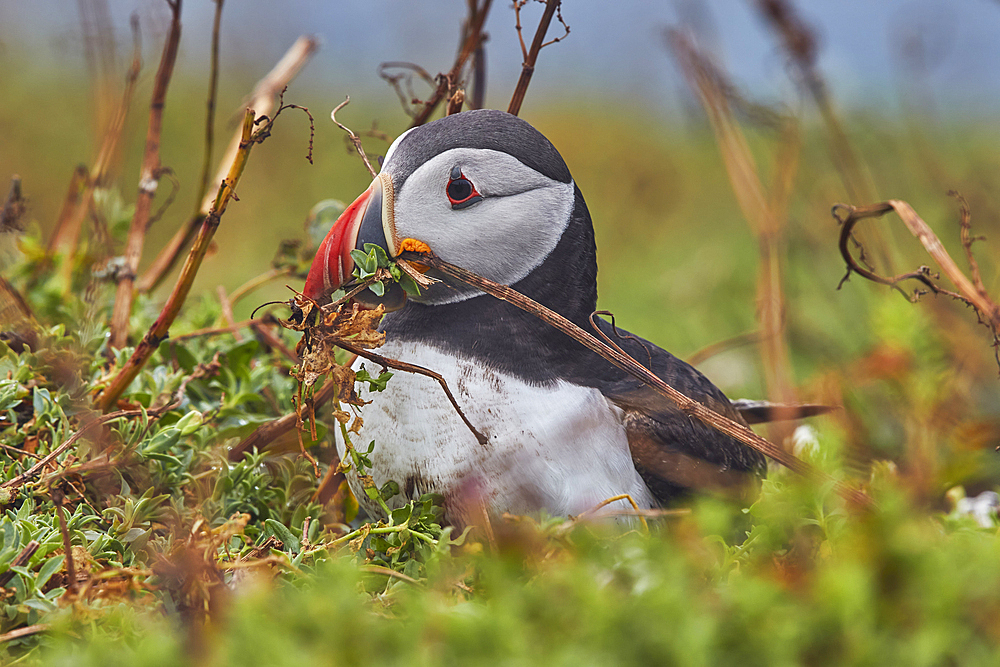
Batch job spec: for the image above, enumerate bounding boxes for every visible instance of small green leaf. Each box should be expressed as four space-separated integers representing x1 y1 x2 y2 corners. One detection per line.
264 519 300 554
380 480 400 502
35 555 64 589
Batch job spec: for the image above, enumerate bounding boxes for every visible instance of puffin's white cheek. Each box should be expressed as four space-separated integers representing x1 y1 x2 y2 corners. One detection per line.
447 185 573 284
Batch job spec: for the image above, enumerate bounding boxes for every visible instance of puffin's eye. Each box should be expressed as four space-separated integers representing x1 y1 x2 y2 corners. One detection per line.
446 168 483 210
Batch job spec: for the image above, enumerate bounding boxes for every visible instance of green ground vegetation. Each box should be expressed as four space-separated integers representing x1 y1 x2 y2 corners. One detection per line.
1 59 1000 663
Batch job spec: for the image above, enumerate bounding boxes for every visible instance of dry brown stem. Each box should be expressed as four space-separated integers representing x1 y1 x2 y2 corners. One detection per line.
332 97 378 180
98 110 261 412
378 62 437 119
228 363 352 462
46 14 142 269
137 35 319 293
833 199 1000 362
0 624 48 645
410 0 492 127
50 485 78 596
754 0 875 204
334 338 488 446
668 30 798 445
399 249 873 509
0 541 39 587
754 0 894 275
508 0 568 116
109 0 182 349
195 0 225 208
2 403 176 491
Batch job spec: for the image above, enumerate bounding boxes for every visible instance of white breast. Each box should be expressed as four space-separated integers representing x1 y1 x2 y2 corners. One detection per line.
337 340 656 519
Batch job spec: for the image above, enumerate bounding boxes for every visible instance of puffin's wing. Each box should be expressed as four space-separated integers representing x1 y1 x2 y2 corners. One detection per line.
588 319 766 503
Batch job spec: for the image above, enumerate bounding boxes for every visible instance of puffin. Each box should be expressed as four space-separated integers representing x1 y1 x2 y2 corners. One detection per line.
302 109 765 520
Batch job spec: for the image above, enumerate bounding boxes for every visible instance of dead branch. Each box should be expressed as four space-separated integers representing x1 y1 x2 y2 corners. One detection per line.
109 0 183 349
137 35 319 293
410 0 493 127
833 198 1000 347
0 541 39 587
0 624 49 645
668 29 799 445
378 61 437 119
331 97 378 179
46 14 142 269
50 485 78 596
399 249 873 509
508 0 568 116
333 338 488 446
2 403 177 491
98 110 262 411
228 360 354 462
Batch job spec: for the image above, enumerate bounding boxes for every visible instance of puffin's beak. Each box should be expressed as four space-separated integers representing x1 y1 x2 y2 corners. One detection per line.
303 173 400 303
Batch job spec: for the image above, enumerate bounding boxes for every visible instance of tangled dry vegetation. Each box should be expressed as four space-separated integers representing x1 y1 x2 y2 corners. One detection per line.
1 0 1000 663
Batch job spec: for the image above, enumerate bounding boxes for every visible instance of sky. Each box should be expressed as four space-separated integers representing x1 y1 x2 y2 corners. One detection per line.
2 0 999 118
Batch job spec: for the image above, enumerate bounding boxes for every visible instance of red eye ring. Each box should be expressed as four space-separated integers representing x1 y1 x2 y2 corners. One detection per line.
446 169 483 210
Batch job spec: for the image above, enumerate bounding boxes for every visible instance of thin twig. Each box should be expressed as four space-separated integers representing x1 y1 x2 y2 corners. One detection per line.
46 14 142 281
216 285 242 342
0 541 39 587
508 0 567 116
0 624 48 644
50 485 78 596
686 330 764 366
833 199 1000 362
98 110 262 411
109 0 182 349
229 267 294 304
952 190 989 298
333 338 488 446
410 0 493 127
378 62 437 119
228 357 356 462
331 97 377 179
0 441 41 461
360 565 422 585
194 0 225 208
572 493 648 532
400 250 874 509
2 405 177 491
137 35 319 293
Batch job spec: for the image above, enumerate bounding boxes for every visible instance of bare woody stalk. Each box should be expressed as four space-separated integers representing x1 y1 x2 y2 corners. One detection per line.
400 249 874 509
46 15 142 276
668 30 799 440
508 0 562 116
228 360 353 461
410 0 492 128
137 35 319 293
110 0 182 349
834 199 1000 336
754 0 874 204
98 111 258 412
194 0 225 208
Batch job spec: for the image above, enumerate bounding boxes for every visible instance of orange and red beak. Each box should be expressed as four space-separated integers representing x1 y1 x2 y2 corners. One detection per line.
303 174 399 303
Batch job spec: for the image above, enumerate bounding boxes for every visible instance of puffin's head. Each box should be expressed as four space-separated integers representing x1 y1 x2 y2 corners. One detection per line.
303 109 577 307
